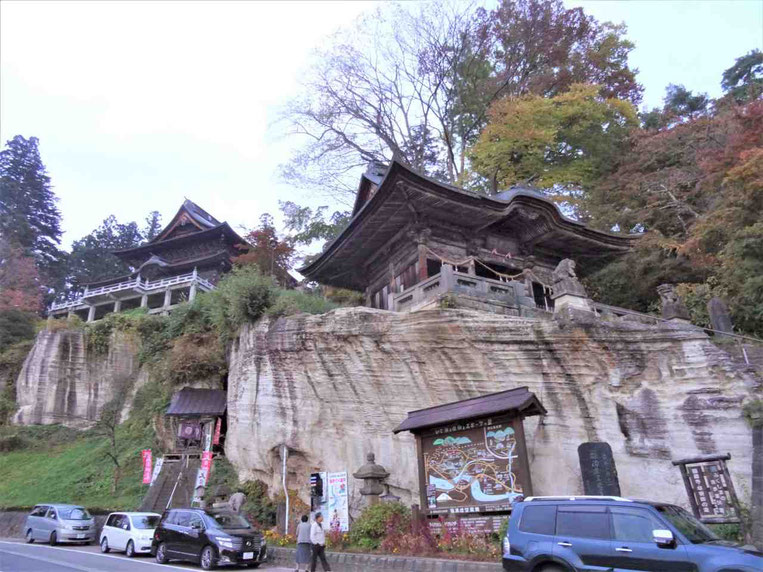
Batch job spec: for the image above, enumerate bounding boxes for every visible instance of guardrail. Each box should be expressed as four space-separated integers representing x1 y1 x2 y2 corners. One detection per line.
49 272 215 312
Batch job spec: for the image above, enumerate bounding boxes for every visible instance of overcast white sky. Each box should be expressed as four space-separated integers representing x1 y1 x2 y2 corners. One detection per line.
2 0 762 250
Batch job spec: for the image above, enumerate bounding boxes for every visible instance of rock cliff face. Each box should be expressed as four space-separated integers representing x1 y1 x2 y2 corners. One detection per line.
13 329 146 428
226 308 760 511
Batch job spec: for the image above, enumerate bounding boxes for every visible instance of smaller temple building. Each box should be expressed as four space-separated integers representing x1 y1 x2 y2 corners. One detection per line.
50 200 248 321
300 160 640 315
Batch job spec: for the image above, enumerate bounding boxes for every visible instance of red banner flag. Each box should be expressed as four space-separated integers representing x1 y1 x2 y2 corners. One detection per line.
201 451 213 484
212 417 222 445
141 449 153 484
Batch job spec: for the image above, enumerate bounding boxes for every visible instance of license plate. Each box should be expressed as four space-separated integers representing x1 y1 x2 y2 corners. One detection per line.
243 552 254 560
76 534 86 539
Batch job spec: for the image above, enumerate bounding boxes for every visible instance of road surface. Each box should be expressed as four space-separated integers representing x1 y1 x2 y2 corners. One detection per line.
0 540 293 572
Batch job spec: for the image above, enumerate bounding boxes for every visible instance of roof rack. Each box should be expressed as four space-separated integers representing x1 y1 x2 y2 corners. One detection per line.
524 496 632 502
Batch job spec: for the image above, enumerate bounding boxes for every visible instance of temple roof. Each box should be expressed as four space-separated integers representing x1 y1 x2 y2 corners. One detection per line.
300 160 641 290
111 199 247 264
393 386 546 434
166 388 227 417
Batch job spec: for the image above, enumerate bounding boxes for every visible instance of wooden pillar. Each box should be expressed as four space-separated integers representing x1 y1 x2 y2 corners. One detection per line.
417 243 428 282
189 282 198 302
113 300 121 313
164 288 172 309
87 305 96 323
140 294 148 308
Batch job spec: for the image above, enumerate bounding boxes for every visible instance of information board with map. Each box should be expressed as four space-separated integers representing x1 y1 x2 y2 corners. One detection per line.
421 415 527 514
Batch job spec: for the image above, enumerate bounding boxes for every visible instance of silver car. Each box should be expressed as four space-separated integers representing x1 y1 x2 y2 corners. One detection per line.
24 504 96 545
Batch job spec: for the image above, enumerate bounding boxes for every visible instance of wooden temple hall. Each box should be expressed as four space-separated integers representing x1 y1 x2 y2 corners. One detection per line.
300 160 639 315
50 200 248 322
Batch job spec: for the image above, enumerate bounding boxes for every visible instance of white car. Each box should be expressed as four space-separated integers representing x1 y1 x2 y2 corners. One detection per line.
100 512 161 557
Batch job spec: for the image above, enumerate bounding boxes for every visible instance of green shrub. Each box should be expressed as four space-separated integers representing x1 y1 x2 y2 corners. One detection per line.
241 480 278 528
205 266 277 340
349 502 412 549
167 332 227 385
0 309 36 347
268 290 338 317
85 317 115 354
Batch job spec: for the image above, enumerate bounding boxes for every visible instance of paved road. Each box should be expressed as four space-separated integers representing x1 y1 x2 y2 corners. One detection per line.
0 540 293 572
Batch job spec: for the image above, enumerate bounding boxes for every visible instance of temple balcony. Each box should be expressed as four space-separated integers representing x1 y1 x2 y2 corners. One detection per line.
391 264 552 317
48 270 215 322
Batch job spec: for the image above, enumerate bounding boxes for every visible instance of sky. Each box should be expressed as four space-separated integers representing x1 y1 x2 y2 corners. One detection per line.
1 0 762 250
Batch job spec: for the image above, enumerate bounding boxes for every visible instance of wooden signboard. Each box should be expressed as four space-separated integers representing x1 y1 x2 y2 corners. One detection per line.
578 442 621 496
672 453 742 524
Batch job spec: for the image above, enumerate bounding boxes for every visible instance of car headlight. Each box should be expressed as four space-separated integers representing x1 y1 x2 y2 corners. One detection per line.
216 538 234 549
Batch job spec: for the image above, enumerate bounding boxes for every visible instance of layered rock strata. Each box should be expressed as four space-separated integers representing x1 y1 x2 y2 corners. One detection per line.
226 307 760 511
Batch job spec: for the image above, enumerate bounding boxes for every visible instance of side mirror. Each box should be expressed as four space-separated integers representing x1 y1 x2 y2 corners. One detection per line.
653 529 675 548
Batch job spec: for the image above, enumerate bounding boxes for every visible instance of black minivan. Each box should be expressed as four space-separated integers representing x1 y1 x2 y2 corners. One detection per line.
502 496 762 571
152 508 267 569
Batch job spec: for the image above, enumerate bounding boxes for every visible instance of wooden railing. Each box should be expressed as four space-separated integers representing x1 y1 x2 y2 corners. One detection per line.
49 271 214 312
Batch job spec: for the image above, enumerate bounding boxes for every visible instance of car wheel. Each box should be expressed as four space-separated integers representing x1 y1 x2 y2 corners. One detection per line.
100 537 110 553
49 531 57 546
25 529 34 544
155 542 169 564
200 545 217 570
125 540 135 558
537 565 565 572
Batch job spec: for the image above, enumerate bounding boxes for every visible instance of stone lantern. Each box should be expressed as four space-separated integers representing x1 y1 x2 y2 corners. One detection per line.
353 452 390 505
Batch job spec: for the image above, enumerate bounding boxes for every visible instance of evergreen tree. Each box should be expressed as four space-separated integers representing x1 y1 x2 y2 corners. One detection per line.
0 135 64 285
143 210 162 242
721 49 763 103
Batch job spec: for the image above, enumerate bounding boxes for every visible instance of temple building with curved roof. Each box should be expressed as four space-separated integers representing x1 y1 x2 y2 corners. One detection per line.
300 160 640 315
50 200 248 321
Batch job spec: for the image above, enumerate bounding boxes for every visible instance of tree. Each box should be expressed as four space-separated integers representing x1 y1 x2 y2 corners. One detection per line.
0 238 43 313
0 135 64 290
281 0 641 198
143 211 162 242
469 84 638 207
94 392 127 494
65 216 143 297
235 214 295 285
722 49 763 104
663 84 709 123
279 201 351 248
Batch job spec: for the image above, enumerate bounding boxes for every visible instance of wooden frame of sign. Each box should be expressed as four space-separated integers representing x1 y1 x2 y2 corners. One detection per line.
394 387 546 533
672 453 743 526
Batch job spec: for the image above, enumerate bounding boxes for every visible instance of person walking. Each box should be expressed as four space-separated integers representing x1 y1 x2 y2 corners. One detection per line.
309 512 331 572
295 515 311 572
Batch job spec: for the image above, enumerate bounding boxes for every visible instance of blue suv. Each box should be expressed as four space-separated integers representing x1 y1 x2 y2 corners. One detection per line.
502 496 762 571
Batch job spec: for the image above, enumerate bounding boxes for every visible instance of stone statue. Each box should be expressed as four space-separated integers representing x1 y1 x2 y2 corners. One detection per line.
353 452 390 499
707 297 733 333
551 259 587 299
657 284 691 322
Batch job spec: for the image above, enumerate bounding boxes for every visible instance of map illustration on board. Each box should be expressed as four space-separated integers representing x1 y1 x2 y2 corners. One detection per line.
423 420 523 512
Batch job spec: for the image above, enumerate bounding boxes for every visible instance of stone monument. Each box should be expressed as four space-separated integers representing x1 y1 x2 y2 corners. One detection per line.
353 452 390 506
657 284 691 323
551 259 593 313
578 442 621 496
707 297 734 334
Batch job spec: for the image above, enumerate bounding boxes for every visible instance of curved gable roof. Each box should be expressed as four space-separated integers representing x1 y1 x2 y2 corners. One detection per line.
299 160 640 290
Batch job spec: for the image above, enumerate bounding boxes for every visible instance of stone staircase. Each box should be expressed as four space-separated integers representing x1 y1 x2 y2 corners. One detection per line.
139 455 201 513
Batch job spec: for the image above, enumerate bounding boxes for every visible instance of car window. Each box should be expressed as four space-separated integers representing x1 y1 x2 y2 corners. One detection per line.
207 512 252 530
176 512 191 527
188 514 204 530
556 506 610 540
655 505 718 544
518 505 556 535
106 514 119 527
612 508 662 543
30 506 48 517
61 507 90 520
120 515 131 530
47 508 57 519
132 515 161 529
163 511 179 525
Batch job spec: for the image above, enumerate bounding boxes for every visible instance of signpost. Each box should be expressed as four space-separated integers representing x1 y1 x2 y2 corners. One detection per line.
672 453 743 525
